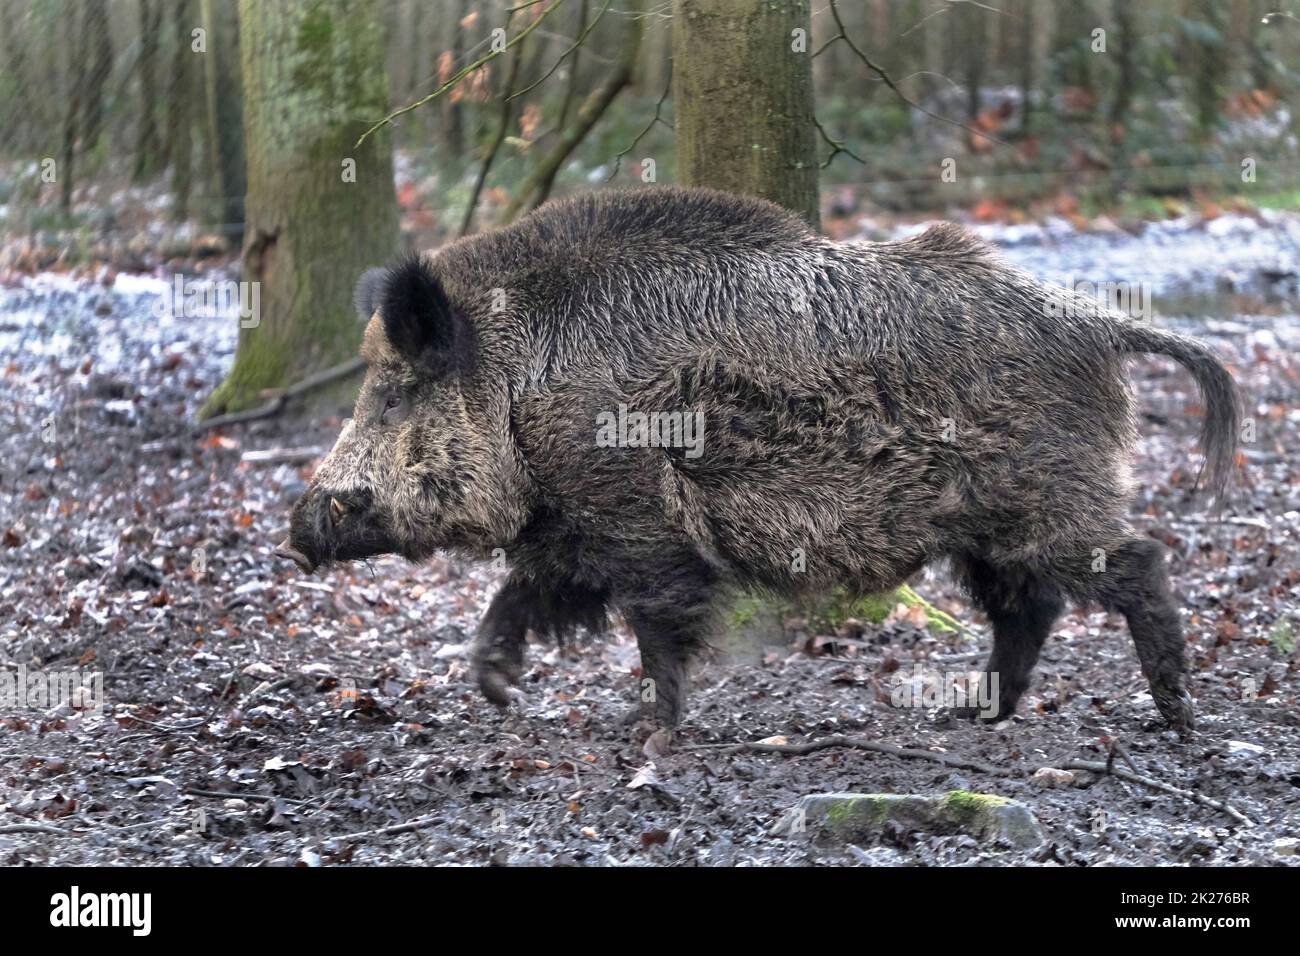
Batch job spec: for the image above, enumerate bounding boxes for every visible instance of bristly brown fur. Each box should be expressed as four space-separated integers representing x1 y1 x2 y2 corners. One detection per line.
285 185 1242 734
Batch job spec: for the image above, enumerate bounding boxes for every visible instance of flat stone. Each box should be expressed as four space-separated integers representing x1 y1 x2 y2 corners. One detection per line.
1273 837 1300 857
1031 767 1076 788
771 790 1045 849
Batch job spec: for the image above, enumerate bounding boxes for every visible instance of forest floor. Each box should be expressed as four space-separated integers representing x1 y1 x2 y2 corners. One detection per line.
1 209 1298 866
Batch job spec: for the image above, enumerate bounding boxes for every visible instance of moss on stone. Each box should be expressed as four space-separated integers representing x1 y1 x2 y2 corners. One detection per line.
942 789 1012 822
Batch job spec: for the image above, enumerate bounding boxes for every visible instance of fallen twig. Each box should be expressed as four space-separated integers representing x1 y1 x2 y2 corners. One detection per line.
683 734 1013 777
0 822 66 835
1105 738 1142 777
196 357 364 431
1063 760 1255 828
242 676 296 708
686 735 1256 827
327 814 443 842
124 715 206 733
240 446 326 465
183 787 304 805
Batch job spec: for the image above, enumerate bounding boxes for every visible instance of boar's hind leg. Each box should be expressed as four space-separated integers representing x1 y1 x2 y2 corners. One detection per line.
955 558 1065 721
619 563 716 732
1073 536 1194 733
471 574 609 707
621 608 702 732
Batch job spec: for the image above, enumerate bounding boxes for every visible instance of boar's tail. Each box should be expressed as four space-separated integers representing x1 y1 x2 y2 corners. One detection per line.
1119 322 1241 503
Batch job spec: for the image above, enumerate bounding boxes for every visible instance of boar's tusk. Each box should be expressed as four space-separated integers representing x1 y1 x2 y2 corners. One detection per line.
329 496 348 525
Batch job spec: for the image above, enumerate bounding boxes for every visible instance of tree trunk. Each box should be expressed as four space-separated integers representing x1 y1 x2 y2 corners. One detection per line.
441 0 470 159
1190 0 1227 141
81 1 112 154
200 0 400 419
672 0 819 229
0 10 32 152
1109 1 1135 132
201 0 247 247
58 1 91 213
921 0 945 101
167 0 197 222
1018 0 1036 136
958 0 984 126
133 0 165 182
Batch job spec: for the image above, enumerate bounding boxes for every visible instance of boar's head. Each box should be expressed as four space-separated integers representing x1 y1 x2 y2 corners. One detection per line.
275 255 528 574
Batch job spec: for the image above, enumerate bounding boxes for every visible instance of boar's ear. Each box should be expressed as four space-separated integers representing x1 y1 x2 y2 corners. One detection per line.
379 255 476 377
353 267 386 320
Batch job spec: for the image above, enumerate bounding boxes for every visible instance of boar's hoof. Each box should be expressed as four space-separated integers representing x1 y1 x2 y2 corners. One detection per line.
947 705 1011 724
617 702 651 726
470 649 524 708
1153 685 1195 736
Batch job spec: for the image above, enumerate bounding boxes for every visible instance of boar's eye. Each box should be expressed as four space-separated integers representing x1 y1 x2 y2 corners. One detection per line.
380 393 406 425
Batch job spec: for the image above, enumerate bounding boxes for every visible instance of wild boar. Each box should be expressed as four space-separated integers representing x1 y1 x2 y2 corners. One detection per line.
275 186 1240 735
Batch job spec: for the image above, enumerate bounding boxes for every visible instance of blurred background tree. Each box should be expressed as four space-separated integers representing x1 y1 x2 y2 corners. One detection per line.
1 0 1295 255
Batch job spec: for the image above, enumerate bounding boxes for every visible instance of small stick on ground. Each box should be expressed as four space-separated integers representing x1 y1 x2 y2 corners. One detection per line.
0 822 66 835
242 676 296 708
183 787 309 807
683 734 1013 778
1065 760 1255 827
1106 737 1142 777
240 446 326 465
326 814 444 842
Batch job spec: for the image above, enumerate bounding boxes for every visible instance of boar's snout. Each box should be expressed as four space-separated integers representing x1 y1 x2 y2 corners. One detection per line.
274 538 315 575
275 486 394 574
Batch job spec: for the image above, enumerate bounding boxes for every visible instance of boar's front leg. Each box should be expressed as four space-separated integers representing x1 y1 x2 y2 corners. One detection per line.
470 575 534 706
471 573 610 706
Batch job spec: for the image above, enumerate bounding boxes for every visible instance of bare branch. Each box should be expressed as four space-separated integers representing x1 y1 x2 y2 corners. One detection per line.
510 0 611 101
501 0 644 222
812 114 864 169
824 0 1010 149
355 0 566 149
604 56 672 183
460 9 533 236
196 358 364 430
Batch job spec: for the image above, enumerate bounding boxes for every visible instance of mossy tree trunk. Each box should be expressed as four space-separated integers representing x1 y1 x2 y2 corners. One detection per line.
672 0 819 229
201 0 400 419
